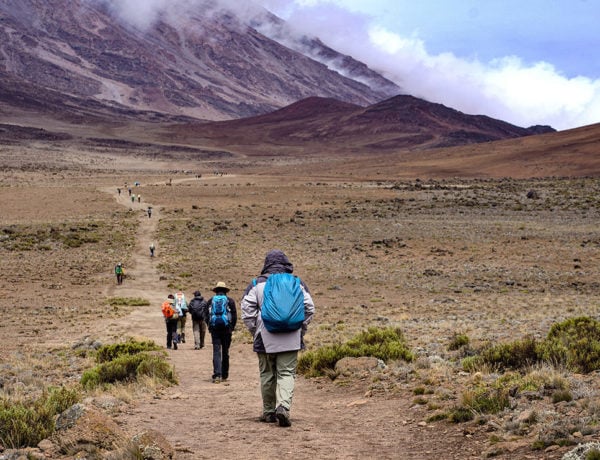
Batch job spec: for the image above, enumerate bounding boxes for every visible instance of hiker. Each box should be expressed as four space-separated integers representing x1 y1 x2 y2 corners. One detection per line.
149 242 155 257
114 262 124 285
128 188 132 196
137 194 141 203
117 187 121 195
206 281 237 383
188 290 208 349
241 249 314 427
162 294 179 349
131 194 135 203
147 206 152 218
175 291 189 344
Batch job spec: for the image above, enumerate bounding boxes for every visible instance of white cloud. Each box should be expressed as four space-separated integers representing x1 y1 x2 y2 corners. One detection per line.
92 0 600 129
365 25 600 129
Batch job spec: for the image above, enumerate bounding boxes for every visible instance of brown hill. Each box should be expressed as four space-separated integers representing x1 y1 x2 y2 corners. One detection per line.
167 95 555 155
0 0 399 124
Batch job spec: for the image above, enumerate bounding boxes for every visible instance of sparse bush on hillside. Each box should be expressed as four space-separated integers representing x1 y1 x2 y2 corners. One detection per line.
81 339 175 389
94 338 161 363
479 336 539 371
106 297 150 307
463 317 600 374
448 332 470 351
0 386 81 449
297 327 413 378
537 316 600 373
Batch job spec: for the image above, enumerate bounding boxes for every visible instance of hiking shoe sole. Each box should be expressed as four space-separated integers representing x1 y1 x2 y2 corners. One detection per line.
276 406 291 427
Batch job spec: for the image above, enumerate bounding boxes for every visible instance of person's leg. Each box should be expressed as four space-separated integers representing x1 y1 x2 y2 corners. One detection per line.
166 321 172 349
167 320 177 349
170 319 179 350
192 319 200 349
221 332 232 380
211 332 222 381
258 353 277 416
180 315 186 343
199 320 206 348
275 350 298 410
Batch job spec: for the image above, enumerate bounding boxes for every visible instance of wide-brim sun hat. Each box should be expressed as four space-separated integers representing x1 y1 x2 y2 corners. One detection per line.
212 281 230 292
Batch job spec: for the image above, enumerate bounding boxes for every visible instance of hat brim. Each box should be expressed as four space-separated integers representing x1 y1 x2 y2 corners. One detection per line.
212 287 230 292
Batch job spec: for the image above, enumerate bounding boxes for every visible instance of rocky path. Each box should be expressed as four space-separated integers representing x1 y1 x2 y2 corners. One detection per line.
98 184 483 460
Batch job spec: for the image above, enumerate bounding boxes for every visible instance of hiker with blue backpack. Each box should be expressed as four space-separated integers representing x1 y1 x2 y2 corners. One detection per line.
205 282 237 383
241 249 315 427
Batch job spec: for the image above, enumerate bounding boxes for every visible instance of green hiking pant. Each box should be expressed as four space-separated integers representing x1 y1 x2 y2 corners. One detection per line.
258 350 298 415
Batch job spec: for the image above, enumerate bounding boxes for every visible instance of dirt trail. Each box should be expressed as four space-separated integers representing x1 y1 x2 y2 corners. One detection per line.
98 184 481 460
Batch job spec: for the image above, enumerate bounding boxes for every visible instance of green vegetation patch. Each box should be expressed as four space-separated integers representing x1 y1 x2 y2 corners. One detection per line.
81 339 175 389
463 317 600 374
94 339 162 363
538 316 600 374
298 327 414 378
0 386 81 449
106 297 150 307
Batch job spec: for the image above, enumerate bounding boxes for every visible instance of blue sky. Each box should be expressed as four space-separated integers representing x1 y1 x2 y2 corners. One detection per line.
255 0 600 130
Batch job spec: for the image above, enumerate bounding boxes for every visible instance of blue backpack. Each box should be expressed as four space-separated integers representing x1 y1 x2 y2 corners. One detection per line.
259 273 305 333
210 295 230 328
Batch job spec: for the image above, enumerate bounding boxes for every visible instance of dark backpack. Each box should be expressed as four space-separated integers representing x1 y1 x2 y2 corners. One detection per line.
188 297 207 321
209 295 230 328
259 273 305 333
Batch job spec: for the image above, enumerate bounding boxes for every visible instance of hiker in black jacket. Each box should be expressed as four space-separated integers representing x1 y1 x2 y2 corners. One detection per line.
188 290 208 349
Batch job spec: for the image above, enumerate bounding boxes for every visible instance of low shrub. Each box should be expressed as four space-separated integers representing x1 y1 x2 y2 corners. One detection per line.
479 336 539 371
465 317 600 374
95 339 162 363
462 387 511 415
107 297 150 307
82 339 175 389
448 333 470 351
538 316 600 373
447 406 474 423
0 386 81 449
298 327 413 378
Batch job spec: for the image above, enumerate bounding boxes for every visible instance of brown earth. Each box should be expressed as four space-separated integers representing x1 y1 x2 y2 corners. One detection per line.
1 150 600 459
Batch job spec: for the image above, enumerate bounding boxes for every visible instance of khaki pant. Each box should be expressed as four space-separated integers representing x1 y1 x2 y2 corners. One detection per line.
258 350 298 415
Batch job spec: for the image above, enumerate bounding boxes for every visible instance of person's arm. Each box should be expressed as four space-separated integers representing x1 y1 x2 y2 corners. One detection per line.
300 281 315 333
228 298 237 331
241 283 259 336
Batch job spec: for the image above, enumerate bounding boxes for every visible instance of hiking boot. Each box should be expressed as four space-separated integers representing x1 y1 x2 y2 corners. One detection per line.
181 333 186 343
212 377 221 384
259 413 277 423
173 342 177 350
276 405 291 427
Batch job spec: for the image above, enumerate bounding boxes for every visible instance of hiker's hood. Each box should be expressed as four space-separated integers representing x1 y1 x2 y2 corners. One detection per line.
261 249 293 275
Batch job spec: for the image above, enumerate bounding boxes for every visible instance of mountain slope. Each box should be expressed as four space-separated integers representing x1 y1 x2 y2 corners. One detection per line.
0 0 400 122
168 95 555 154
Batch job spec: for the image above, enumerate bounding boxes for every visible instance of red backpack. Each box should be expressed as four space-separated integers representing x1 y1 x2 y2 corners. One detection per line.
161 300 175 319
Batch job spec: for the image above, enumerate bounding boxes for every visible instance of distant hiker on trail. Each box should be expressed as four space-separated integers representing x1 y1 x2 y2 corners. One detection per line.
128 188 132 196
149 242 155 258
161 294 179 349
206 281 237 383
131 194 135 203
241 249 314 427
175 291 189 344
117 187 121 195
114 262 124 285
188 290 208 349
137 194 141 203
147 206 152 218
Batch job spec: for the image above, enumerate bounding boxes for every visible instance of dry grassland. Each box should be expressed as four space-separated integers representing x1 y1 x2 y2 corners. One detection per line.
1 152 600 458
